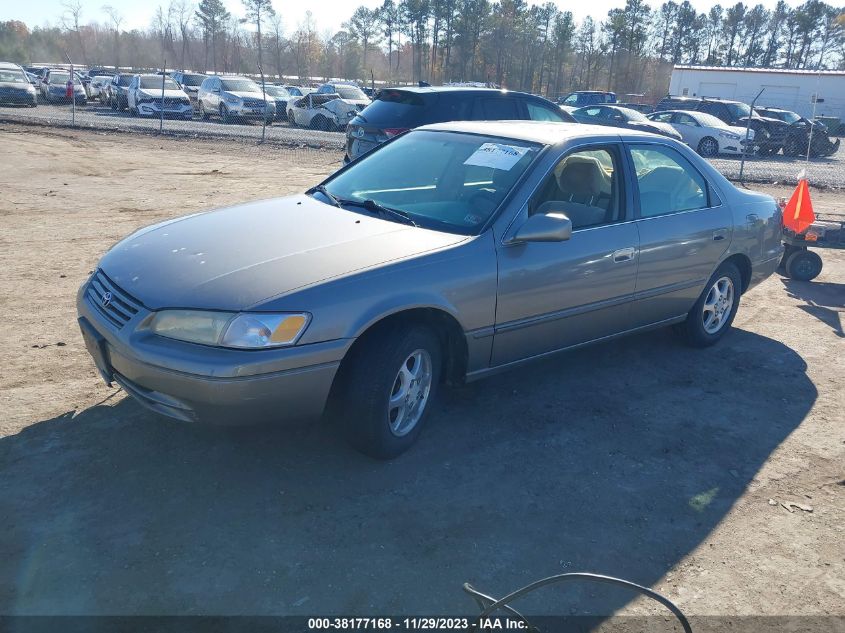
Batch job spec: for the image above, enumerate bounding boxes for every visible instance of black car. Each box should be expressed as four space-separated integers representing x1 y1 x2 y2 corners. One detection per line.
108 73 134 111
345 86 576 162
571 104 683 140
655 96 789 155
754 106 840 158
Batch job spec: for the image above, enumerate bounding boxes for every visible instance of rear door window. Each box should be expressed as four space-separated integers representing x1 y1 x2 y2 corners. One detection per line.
629 145 709 217
472 97 521 120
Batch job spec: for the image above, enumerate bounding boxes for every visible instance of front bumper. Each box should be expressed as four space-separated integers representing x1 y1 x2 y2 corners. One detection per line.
228 102 275 119
76 274 347 425
137 102 193 117
0 91 37 105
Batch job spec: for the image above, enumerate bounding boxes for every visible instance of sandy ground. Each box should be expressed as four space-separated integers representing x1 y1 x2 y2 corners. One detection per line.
0 123 843 620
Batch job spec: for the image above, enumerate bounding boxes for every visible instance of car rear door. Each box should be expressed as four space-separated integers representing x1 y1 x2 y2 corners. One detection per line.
625 141 733 327
492 142 640 366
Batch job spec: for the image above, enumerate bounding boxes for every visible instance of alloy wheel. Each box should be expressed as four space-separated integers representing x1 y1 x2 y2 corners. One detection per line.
387 349 433 437
702 276 734 334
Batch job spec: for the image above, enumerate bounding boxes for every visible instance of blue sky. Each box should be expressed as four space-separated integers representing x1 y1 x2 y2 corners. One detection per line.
6 0 790 37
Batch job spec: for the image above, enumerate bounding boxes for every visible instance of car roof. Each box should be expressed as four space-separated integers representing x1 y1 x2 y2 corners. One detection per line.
377 86 538 97
0 61 23 70
418 120 661 144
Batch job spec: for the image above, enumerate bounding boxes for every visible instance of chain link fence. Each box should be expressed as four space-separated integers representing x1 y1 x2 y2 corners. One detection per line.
1 89 843 189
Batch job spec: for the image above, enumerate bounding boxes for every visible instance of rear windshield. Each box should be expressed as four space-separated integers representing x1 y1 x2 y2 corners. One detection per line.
140 77 179 90
335 85 366 100
180 74 205 86
263 86 289 97
360 90 432 126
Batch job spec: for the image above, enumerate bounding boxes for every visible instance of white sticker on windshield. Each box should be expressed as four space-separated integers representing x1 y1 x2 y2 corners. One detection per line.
463 143 530 171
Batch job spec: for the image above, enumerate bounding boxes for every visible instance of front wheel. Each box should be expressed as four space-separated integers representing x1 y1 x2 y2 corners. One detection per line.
697 136 719 157
335 324 442 459
680 262 742 348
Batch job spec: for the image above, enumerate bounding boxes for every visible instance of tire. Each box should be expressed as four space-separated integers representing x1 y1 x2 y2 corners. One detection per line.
335 324 442 459
287 109 295 125
784 249 822 281
220 104 232 124
783 136 805 158
697 136 719 157
680 261 742 348
309 115 326 130
199 102 209 120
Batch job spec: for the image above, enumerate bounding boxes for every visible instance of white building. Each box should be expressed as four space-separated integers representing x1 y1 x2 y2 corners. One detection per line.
668 65 845 120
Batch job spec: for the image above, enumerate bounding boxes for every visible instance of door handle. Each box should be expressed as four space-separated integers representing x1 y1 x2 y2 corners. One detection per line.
612 247 636 263
712 228 729 241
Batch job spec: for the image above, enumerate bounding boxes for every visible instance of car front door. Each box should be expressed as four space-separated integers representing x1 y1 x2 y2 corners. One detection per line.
626 142 733 328
492 143 640 366
127 76 137 109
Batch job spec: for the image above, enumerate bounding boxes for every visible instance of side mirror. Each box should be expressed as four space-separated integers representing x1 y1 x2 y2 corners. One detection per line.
511 211 572 244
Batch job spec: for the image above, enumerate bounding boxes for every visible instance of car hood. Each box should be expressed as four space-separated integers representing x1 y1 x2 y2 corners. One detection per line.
0 81 32 90
99 194 466 311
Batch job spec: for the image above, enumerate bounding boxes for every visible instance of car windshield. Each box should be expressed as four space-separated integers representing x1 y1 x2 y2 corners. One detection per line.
335 85 366 100
769 110 800 123
51 73 79 84
320 130 541 235
221 79 259 92
118 75 133 86
694 112 728 128
725 102 751 118
140 77 180 90
618 107 646 121
263 86 289 97
286 86 302 96
0 70 26 83
180 74 205 86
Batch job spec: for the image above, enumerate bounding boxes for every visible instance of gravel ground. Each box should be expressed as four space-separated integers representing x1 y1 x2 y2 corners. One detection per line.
0 124 843 622
2 102 843 188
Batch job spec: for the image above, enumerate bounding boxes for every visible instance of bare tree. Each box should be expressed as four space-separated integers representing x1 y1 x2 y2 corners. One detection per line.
102 5 124 67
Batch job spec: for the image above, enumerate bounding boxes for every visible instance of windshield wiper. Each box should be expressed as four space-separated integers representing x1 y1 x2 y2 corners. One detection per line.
307 184 341 207
354 199 418 227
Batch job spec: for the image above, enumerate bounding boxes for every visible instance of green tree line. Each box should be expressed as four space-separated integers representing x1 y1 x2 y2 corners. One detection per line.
1 0 842 100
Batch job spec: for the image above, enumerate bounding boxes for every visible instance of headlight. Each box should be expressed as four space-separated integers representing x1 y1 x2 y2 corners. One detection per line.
149 310 310 348
719 131 741 140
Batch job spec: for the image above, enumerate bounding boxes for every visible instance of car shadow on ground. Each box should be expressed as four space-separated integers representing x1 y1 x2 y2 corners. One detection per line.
782 277 845 337
0 327 816 616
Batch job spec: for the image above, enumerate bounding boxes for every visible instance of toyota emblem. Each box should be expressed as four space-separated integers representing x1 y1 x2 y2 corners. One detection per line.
101 291 112 308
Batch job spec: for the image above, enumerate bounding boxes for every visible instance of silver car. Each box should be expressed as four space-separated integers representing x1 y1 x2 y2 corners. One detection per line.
77 121 783 458
196 75 275 124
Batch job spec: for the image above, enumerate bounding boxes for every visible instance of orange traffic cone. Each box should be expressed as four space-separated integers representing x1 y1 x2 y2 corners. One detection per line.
782 179 816 234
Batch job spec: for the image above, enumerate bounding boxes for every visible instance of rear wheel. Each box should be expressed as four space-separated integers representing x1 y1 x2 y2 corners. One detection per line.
680 262 742 348
309 115 328 131
697 136 719 157
784 249 822 281
335 324 442 459
220 104 232 124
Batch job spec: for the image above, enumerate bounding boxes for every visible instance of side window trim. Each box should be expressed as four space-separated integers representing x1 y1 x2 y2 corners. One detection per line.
623 141 721 220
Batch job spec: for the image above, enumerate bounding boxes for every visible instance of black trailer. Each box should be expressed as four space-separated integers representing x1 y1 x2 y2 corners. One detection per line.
780 214 845 281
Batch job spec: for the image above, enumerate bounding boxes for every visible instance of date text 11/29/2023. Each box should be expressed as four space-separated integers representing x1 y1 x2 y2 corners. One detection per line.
307 617 529 630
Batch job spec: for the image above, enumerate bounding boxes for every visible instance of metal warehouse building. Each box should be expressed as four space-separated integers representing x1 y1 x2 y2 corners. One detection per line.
668 65 845 121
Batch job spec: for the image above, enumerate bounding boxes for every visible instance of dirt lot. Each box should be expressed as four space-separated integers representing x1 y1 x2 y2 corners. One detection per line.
0 123 843 619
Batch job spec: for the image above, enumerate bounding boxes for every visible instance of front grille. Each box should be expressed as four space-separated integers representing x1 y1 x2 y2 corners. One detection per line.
86 270 141 329
243 98 265 108
163 97 186 106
